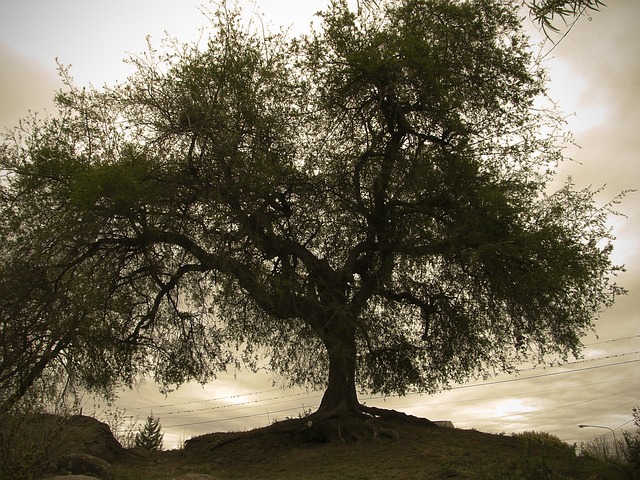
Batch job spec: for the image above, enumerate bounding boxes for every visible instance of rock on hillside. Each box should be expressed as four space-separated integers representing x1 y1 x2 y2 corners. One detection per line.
62 415 125 461
0 413 125 480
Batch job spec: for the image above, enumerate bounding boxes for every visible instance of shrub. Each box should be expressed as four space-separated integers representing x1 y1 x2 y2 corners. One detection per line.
99 407 139 449
0 412 95 480
580 435 623 463
623 406 640 477
513 430 576 455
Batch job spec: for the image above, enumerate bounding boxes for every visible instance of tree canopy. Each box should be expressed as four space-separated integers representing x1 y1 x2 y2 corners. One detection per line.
0 0 624 416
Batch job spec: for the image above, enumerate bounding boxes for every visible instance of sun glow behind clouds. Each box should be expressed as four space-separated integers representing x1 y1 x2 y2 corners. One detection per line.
492 398 538 420
544 58 611 133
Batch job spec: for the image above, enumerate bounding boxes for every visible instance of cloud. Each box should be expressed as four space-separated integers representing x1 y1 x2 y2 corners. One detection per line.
552 1 640 189
544 2 640 354
0 43 60 130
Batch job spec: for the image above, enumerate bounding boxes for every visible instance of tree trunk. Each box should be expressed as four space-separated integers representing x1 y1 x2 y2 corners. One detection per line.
316 333 361 417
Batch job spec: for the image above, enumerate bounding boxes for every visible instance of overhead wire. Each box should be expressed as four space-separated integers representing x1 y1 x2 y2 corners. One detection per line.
395 375 640 410
162 391 323 416
448 357 640 390
583 334 640 346
163 404 318 429
552 398 639 440
127 388 280 410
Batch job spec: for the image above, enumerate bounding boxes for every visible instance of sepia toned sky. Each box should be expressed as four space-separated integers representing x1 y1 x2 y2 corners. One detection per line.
1 1 638 449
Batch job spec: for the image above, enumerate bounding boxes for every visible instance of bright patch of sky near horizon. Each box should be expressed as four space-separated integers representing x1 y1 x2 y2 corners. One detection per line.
0 0 638 450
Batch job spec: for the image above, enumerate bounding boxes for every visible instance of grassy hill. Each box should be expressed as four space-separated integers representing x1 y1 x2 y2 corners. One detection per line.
111 414 631 480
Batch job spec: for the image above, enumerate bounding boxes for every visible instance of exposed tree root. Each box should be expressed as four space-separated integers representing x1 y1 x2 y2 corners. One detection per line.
184 403 437 454
294 403 437 442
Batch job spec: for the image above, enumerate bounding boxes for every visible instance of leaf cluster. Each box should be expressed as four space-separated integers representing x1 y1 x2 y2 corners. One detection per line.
525 0 606 35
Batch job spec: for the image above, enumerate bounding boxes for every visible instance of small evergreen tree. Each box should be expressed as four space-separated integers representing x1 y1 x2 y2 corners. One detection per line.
135 414 163 451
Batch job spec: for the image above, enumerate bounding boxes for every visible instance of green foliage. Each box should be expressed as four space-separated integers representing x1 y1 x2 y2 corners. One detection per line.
0 0 627 413
513 430 576 455
483 431 577 479
135 414 164 451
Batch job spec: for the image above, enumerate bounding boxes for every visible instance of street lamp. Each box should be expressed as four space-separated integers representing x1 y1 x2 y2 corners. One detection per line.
579 424 620 460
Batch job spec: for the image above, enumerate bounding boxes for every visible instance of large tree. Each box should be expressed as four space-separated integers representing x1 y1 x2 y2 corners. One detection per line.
0 0 625 417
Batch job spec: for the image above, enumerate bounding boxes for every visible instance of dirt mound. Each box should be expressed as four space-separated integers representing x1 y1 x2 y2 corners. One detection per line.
185 407 436 455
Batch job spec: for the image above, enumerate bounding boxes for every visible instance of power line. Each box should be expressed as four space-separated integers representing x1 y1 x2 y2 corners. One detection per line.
163 404 314 429
128 388 279 410
555 407 639 443
584 334 640 347
396 375 640 410
117 351 640 432
552 400 639 439
134 350 640 414
121 337 640 416
449 357 640 391
361 355 640 404
162 391 322 416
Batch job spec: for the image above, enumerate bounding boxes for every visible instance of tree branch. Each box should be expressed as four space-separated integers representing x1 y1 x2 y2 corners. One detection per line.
128 263 209 342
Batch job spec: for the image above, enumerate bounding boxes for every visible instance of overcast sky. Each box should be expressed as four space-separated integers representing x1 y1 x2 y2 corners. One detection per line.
0 0 638 449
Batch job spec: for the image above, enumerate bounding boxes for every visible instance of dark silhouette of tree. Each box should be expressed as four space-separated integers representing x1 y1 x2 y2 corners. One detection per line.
135 414 164 451
0 0 626 419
